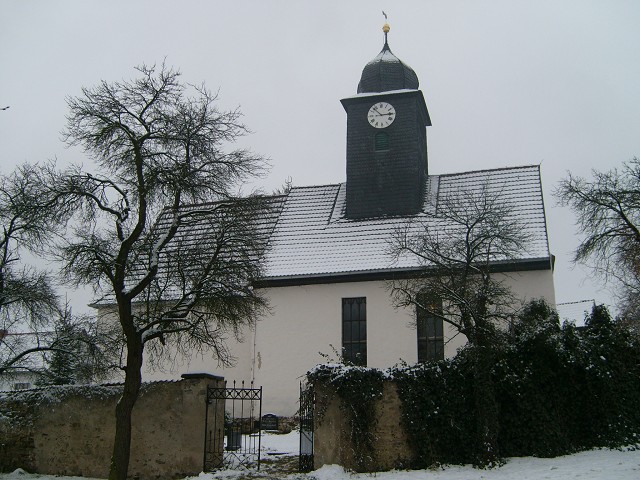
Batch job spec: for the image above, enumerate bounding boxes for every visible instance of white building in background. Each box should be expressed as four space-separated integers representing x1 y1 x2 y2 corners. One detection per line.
0 330 47 391
100 27 556 415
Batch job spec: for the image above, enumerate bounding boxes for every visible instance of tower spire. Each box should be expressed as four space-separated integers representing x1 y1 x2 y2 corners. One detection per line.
382 11 390 46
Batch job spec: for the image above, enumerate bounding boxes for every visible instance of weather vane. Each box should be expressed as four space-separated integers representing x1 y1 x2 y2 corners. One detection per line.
382 10 390 43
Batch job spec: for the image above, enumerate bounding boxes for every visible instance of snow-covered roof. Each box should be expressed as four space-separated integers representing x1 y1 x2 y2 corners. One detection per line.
262 165 551 282
96 165 551 302
341 88 420 101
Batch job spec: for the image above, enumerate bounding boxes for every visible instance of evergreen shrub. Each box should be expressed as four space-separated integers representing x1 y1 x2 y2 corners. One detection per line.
309 301 640 468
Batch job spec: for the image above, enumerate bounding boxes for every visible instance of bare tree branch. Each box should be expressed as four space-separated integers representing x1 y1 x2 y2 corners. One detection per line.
387 183 530 466
555 158 640 324
48 64 271 480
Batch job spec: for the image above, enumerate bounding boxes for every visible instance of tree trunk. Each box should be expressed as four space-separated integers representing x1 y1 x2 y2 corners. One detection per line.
108 331 144 480
472 320 500 467
472 345 500 466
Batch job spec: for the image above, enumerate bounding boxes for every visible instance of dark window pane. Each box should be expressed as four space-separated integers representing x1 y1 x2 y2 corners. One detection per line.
426 318 436 337
351 301 359 321
351 320 359 340
343 321 351 342
416 296 444 363
342 298 367 365
434 341 444 359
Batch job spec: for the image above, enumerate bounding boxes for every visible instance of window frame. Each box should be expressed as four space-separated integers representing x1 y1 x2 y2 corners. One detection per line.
417 297 444 362
342 297 367 366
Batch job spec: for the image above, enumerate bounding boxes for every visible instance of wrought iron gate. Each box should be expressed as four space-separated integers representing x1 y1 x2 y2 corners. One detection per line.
203 381 263 471
299 382 315 472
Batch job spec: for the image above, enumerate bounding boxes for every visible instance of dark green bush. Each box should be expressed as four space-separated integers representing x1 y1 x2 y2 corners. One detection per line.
309 301 640 469
497 302 640 457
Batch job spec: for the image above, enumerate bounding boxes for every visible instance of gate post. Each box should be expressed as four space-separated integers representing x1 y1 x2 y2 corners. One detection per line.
299 382 315 472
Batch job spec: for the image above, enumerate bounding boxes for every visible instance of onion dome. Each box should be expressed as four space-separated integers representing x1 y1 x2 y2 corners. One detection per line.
357 23 419 93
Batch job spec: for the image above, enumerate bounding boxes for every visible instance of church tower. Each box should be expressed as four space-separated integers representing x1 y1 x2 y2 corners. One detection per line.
341 23 431 219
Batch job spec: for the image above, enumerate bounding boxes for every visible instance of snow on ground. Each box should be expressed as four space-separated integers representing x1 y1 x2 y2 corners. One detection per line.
1 432 639 480
260 430 300 457
309 449 640 480
196 432 640 480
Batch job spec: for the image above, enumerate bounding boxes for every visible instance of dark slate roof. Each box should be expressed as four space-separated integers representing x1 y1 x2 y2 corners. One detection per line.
263 165 551 281
119 195 287 300
150 195 286 266
357 42 420 94
102 165 550 299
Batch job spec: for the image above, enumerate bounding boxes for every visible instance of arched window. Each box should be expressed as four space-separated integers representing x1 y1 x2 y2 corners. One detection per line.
417 296 444 362
374 132 389 151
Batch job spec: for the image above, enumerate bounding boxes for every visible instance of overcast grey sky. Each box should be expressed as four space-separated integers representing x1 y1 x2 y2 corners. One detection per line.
1 0 639 318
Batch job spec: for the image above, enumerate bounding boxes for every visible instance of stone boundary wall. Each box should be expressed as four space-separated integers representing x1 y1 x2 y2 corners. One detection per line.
313 380 412 471
0 373 223 479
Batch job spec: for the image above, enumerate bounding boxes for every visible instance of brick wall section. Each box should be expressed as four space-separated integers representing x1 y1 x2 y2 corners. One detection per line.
0 373 223 479
314 380 412 471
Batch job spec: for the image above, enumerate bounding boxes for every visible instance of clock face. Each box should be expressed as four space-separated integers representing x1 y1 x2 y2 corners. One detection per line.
367 102 396 128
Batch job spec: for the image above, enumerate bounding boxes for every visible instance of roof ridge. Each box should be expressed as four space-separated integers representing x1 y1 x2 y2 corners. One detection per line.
437 164 540 178
161 194 287 212
290 183 342 191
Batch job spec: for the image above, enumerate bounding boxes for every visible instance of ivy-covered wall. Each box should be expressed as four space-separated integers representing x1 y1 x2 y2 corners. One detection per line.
312 368 411 471
308 305 640 472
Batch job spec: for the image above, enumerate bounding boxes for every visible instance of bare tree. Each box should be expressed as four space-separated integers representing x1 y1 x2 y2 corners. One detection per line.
388 185 529 466
0 163 61 377
46 64 271 480
556 158 640 324
0 164 113 384
1 304 112 384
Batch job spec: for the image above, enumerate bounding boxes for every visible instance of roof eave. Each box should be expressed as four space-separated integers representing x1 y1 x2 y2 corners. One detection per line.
255 257 554 288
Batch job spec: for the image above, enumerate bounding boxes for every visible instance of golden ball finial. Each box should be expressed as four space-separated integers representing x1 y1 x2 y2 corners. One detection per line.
383 23 390 34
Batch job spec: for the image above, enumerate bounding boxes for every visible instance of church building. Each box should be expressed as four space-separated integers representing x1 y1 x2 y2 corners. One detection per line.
142 25 556 415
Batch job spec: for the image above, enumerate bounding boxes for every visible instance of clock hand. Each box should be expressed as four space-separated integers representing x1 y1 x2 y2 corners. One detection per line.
370 108 391 117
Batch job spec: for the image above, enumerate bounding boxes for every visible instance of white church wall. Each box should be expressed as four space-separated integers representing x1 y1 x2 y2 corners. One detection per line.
139 323 256 387
93 266 555 416
95 304 256 387
253 280 422 415
252 268 556 415
499 267 557 307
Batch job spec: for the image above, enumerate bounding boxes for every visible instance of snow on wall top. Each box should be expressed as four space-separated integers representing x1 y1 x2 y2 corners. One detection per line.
263 165 550 280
